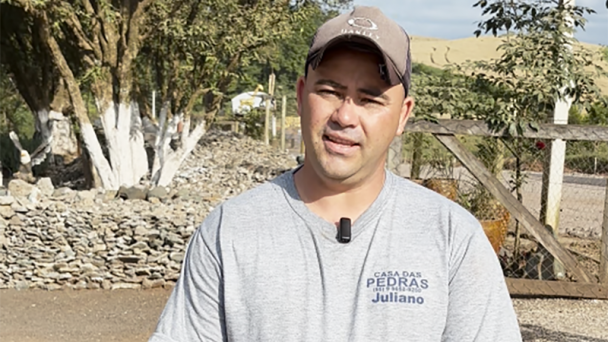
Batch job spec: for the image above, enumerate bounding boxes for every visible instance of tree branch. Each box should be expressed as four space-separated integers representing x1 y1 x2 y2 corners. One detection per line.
119 0 155 87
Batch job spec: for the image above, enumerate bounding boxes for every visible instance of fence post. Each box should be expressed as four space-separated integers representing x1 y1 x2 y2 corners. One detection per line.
280 95 286 151
264 73 276 145
600 178 608 284
539 0 576 280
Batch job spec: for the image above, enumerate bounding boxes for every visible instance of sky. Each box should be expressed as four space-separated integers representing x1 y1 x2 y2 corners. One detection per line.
351 0 608 46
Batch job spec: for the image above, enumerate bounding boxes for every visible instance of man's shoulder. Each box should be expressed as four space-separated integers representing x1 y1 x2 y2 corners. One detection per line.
205 169 293 222
389 173 480 227
224 171 290 207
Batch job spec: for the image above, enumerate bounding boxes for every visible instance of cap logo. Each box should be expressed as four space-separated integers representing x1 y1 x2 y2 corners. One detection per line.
347 17 378 30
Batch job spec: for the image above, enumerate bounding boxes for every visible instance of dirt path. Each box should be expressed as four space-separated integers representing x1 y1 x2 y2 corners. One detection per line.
0 288 170 342
2 288 607 342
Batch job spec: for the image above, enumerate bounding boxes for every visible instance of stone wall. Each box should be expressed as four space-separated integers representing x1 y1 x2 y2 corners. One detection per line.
0 131 298 290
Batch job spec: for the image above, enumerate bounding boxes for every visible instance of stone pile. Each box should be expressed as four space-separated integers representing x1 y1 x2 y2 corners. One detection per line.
0 130 298 290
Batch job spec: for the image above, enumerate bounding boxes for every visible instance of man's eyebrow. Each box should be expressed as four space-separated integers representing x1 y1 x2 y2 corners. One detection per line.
359 88 390 102
315 79 390 102
315 79 347 90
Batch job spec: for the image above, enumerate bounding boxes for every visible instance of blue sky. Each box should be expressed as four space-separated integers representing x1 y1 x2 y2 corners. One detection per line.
352 0 608 46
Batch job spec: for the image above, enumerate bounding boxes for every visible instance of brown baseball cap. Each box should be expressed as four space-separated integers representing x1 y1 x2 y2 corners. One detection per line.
306 6 412 95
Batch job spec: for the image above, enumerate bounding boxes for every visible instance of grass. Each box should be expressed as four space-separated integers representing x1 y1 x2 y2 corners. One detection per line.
409 35 608 97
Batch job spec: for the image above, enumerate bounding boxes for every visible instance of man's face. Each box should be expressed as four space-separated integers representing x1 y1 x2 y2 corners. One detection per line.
296 46 414 184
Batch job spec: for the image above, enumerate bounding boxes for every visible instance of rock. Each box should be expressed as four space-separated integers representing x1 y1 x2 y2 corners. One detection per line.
148 186 168 200
0 130 299 291
8 179 35 198
170 252 184 263
76 190 96 201
130 241 149 251
174 189 190 200
142 278 165 289
0 195 14 206
93 244 106 253
9 215 23 226
36 178 55 197
135 267 151 277
111 283 142 290
43 283 62 291
117 255 141 264
0 206 14 219
27 187 42 203
102 280 112 290
53 187 74 197
80 263 97 273
15 280 29 290
87 282 101 290
11 202 28 213
134 226 149 237
118 185 148 201
146 229 161 240
101 190 118 202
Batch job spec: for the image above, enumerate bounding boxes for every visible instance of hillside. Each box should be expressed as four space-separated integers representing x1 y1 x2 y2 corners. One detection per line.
409 35 608 96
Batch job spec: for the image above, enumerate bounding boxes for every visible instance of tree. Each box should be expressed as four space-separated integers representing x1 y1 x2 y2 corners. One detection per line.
467 0 607 133
135 0 308 186
225 1 348 129
0 4 79 164
2 0 320 190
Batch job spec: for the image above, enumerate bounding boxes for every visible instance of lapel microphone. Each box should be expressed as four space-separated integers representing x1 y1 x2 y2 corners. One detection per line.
338 217 351 243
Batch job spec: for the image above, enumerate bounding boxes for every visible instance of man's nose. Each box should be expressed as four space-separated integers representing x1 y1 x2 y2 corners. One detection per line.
330 98 359 128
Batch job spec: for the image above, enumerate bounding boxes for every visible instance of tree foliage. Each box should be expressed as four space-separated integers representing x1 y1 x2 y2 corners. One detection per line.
0 0 350 188
464 0 608 134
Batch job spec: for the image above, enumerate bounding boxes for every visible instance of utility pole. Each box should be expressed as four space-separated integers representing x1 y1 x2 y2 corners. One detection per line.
540 0 574 280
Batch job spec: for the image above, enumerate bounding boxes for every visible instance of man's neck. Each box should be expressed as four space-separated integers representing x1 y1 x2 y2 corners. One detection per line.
293 164 386 226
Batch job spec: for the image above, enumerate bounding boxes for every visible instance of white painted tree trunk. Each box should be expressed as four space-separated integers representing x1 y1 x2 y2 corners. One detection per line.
96 100 149 188
151 109 206 187
80 122 118 189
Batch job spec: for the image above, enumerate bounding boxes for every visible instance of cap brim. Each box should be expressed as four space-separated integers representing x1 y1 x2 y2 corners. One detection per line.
307 35 403 87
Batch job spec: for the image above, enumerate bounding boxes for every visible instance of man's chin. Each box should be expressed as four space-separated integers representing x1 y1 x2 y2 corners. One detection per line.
316 162 360 182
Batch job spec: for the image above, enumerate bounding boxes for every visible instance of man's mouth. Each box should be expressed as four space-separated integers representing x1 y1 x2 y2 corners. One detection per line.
322 134 359 147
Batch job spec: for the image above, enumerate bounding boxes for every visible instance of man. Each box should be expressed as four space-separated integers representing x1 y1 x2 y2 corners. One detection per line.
149 6 522 342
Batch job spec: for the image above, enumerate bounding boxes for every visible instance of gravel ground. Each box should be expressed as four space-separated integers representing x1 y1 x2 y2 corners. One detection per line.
513 298 608 341
1 288 607 342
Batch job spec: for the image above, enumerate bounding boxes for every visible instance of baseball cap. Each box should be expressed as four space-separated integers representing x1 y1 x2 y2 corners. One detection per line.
305 6 412 95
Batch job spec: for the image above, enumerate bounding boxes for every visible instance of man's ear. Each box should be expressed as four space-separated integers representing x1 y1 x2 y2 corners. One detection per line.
296 76 306 117
396 96 415 136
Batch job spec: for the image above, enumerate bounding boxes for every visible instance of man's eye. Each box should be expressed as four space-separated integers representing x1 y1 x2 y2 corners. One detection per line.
362 98 381 105
319 89 338 96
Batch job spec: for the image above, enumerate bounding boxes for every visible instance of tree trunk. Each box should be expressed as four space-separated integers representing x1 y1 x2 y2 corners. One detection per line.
39 12 118 189
96 99 149 187
151 113 206 187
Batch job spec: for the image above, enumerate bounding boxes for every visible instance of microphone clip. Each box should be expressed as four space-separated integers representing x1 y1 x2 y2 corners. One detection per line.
338 217 351 244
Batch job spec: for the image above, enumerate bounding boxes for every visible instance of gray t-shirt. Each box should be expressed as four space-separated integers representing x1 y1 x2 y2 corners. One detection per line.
149 168 522 342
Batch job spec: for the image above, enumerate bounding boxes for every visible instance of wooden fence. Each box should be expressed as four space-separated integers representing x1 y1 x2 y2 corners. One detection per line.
402 118 608 300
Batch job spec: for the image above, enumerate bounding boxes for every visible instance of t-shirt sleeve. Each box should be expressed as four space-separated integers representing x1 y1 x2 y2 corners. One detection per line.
441 208 522 342
148 208 226 342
